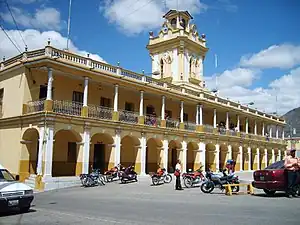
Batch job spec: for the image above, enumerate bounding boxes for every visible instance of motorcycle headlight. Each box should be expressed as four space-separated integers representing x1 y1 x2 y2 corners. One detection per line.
25 190 33 195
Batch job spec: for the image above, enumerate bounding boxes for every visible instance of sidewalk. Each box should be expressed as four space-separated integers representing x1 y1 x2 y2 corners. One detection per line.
235 171 254 183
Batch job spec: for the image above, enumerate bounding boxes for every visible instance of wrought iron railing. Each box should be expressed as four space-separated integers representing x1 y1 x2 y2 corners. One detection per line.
53 100 82 116
119 110 139 124
26 100 44 113
145 115 161 127
184 122 196 131
88 105 113 120
166 119 180 129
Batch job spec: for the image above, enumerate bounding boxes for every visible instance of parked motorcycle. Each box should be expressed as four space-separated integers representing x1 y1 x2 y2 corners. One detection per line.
80 169 106 187
200 169 240 193
119 165 138 184
104 164 121 182
182 168 205 188
150 168 172 185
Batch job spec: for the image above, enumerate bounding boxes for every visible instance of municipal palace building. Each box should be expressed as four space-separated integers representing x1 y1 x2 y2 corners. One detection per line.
0 10 287 191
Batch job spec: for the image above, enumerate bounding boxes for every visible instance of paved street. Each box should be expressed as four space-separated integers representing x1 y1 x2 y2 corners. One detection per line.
1 177 300 225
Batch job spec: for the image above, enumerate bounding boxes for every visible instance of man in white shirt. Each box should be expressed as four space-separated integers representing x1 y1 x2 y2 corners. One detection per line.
175 159 183 190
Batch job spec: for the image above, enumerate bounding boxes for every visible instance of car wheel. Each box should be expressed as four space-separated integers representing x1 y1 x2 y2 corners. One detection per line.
20 206 30 213
263 189 276 196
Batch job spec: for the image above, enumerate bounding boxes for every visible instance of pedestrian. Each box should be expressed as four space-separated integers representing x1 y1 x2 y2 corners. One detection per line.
174 159 183 190
284 149 299 198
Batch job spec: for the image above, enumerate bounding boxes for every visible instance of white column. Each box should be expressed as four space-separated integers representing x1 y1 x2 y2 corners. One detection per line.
256 148 260 170
113 84 119 112
139 91 144 116
245 118 249 134
199 105 203 125
161 95 165 120
254 121 257 135
215 144 220 172
239 146 243 171
196 104 199 125
182 140 187 173
36 126 45 175
198 142 206 170
264 149 268 166
247 147 251 171
237 115 240 132
269 126 272 138
46 68 53 100
227 145 232 160
271 149 275 163
43 126 54 178
282 129 285 140
213 109 217 128
113 130 121 166
180 101 184 123
226 112 229 130
163 139 168 172
82 128 90 174
276 126 279 139
278 150 282 161
262 123 265 136
139 135 147 175
83 77 89 106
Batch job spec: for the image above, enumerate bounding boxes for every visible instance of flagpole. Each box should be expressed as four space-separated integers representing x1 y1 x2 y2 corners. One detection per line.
215 54 218 95
66 0 72 50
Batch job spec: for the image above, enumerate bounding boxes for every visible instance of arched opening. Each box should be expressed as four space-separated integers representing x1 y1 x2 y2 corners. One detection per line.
160 58 164 78
20 128 39 181
171 18 176 28
180 18 186 29
91 133 114 173
187 142 198 171
168 140 182 172
120 135 140 173
259 148 266 169
231 145 239 172
251 148 256 170
205 143 216 171
53 129 82 177
219 144 228 170
146 138 163 174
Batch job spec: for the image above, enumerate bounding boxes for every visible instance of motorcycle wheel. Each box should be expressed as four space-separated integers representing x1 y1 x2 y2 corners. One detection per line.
98 176 106 186
152 177 159 185
121 177 126 184
164 174 172 183
184 177 193 188
232 181 240 192
200 181 215 193
84 177 93 187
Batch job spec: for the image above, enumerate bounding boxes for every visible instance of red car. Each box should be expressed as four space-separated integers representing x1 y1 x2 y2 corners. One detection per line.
252 160 300 196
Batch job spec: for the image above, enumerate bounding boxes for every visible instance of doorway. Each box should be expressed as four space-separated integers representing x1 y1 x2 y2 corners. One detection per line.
171 148 177 172
93 144 105 172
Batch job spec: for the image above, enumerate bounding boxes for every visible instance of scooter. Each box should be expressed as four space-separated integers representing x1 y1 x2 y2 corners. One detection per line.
200 169 239 193
119 165 138 184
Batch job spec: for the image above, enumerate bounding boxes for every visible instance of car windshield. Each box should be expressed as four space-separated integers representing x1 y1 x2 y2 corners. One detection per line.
265 160 285 169
0 169 15 182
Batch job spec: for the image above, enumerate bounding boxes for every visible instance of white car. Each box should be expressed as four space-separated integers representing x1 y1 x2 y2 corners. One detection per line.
0 164 34 213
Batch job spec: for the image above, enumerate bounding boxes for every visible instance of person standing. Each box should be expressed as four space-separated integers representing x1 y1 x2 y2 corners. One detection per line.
284 149 299 198
174 159 183 190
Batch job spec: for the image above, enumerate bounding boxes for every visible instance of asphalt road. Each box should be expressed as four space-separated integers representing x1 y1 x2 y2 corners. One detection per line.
1 178 300 225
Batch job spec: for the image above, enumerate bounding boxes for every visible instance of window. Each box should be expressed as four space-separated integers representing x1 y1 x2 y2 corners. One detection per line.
171 18 176 28
72 91 83 103
165 110 172 119
265 160 284 170
0 169 15 181
181 19 186 29
67 142 77 162
160 58 164 77
183 113 188 122
0 88 3 117
125 102 134 111
100 97 111 107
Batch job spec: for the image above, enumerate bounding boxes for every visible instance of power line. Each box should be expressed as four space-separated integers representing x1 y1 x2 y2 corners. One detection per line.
0 23 22 54
118 0 154 20
0 15 22 52
4 0 27 48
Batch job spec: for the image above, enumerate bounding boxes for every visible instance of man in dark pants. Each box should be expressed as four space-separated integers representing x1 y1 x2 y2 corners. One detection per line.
175 159 183 190
284 149 299 198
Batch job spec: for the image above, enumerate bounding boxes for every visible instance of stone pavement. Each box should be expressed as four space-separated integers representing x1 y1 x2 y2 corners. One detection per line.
1 175 299 225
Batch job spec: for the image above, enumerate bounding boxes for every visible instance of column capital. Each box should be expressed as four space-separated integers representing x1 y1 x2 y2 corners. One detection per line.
47 67 53 72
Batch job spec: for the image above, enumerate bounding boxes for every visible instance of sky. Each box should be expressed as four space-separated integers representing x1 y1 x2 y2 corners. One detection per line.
0 0 300 115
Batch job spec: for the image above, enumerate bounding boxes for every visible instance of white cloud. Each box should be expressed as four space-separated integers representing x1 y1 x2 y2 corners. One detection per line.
0 29 105 62
100 0 207 35
205 67 300 115
19 0 38 3
0 7 63 31
240 44 300 69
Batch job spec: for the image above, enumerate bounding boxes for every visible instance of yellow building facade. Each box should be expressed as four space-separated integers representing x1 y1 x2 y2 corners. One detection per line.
0 10 286 190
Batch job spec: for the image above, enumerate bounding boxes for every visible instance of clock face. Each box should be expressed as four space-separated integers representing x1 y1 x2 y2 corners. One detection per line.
162 24 168 33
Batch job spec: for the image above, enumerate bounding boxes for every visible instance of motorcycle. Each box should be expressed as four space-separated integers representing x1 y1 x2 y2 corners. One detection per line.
200 169 240 194
104 164 121 182
182 168 205 188
150 168 172 185
80 169 106 187
119 165 138 184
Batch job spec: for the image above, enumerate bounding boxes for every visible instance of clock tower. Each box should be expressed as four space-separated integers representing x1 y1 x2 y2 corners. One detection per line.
146 10 208 89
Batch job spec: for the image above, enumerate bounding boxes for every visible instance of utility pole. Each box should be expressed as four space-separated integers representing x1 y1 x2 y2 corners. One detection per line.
66 0 72 50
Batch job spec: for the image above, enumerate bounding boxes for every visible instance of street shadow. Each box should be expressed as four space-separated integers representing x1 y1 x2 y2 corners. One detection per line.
150 183 164 187
0 208 36 217
119 180 138 185
252 192 288 198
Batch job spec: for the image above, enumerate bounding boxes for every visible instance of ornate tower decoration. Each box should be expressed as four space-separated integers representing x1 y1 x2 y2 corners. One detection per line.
146 10 208 88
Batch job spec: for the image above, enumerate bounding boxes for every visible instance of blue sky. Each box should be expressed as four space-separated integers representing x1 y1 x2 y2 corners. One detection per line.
0 0 300 114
